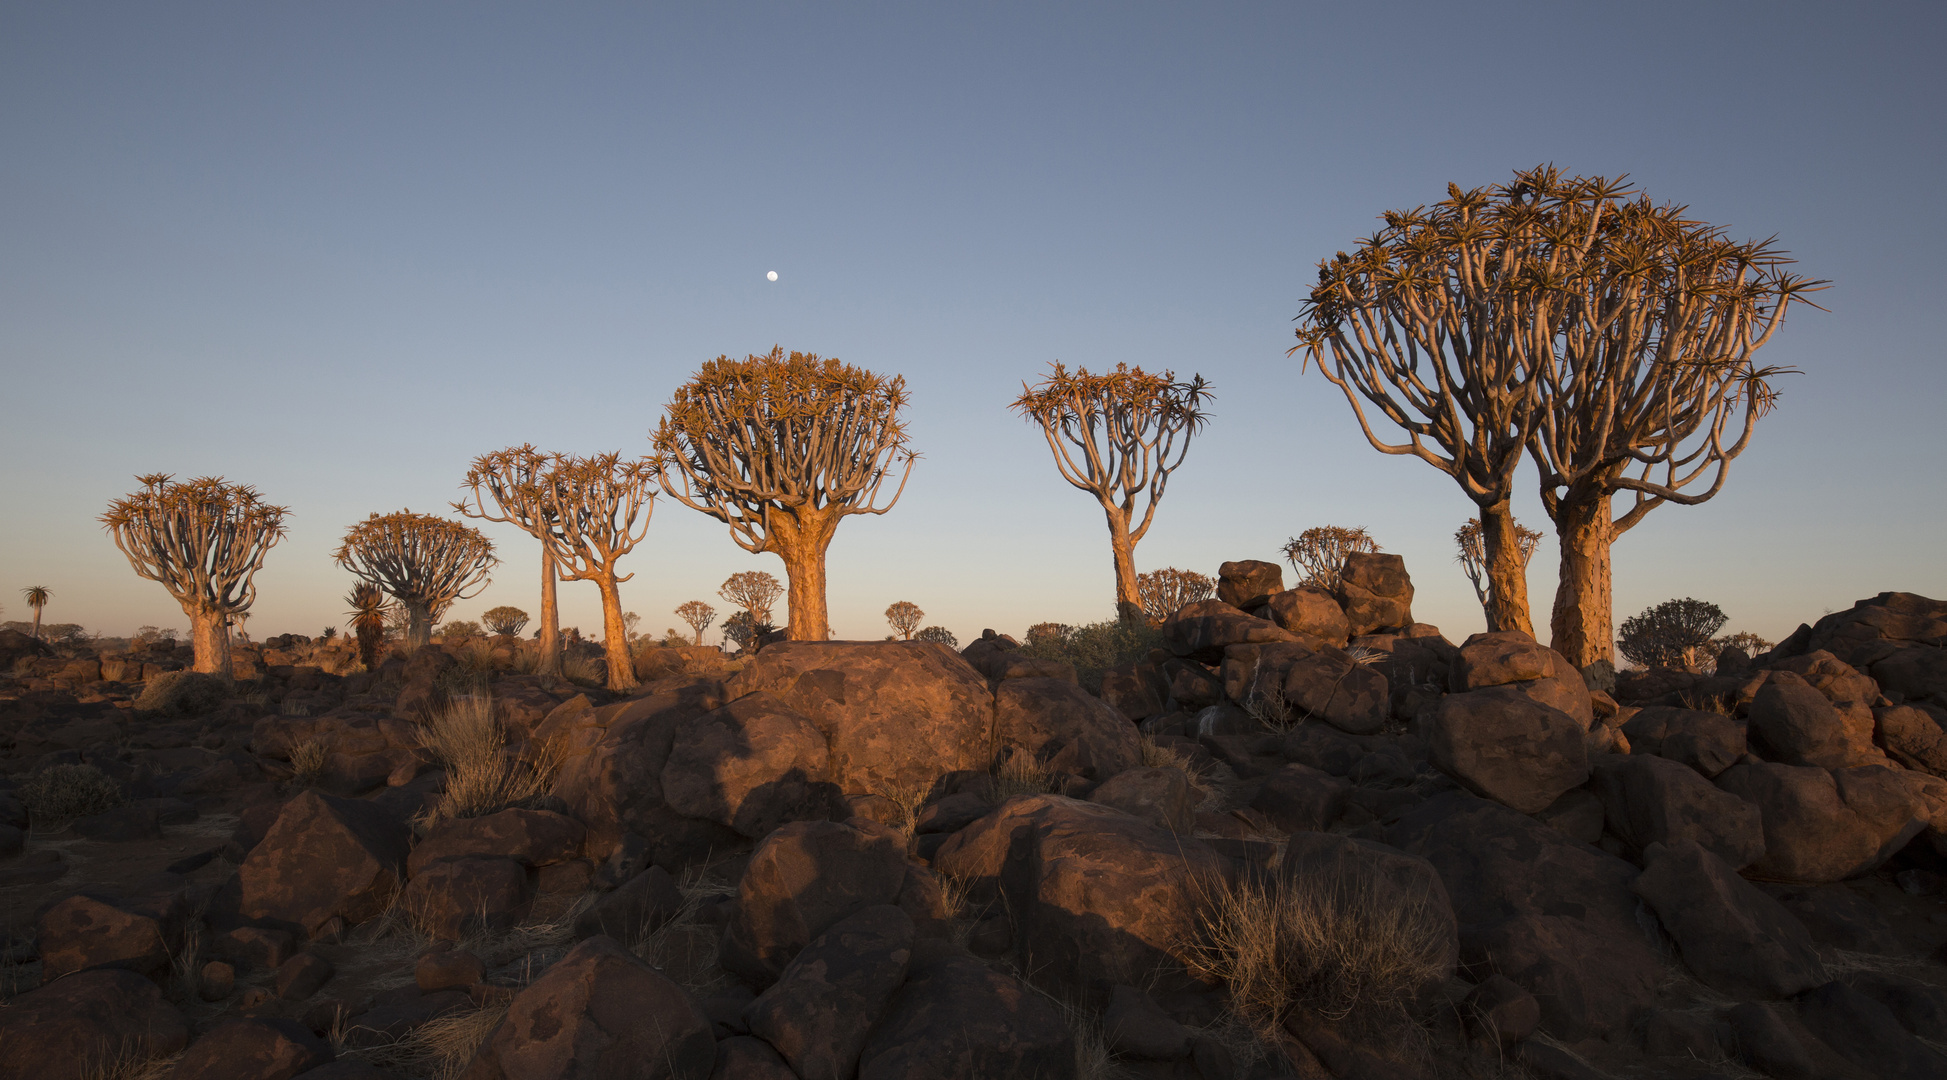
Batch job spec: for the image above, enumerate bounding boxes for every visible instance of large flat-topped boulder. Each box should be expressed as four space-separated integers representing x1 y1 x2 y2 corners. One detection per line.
725 642 994 794
1162 600 1300 664
1336 552 1414 636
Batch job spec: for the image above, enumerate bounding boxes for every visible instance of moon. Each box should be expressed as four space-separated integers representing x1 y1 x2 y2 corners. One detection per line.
766 270 778 281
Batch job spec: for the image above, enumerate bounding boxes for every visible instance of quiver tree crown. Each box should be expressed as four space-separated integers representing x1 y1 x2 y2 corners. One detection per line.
101 474 289 675
335 510 496 650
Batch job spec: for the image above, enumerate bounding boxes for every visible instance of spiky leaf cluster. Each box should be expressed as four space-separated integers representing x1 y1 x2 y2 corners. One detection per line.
1282 526 1381 593
335 511 496 614
100 474 289 618
1136 568 1214 621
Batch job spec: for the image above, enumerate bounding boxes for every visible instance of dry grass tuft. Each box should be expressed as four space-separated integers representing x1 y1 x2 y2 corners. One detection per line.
871 779 930 835
344 1004 506 1079
18 762 125 829
76 1046 183 1080
1138 733 1210 786
560 653 604 686
1189 860 1452 1039
991 749 1056 801
288 737 331 787
416 695 566 823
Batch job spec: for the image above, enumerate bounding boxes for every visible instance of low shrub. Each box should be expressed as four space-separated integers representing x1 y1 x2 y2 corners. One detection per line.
417 695 564 822
1016 617 1164 694
18 763 125 827
289 738 331 787
134 670 230 716
991 748 1055 801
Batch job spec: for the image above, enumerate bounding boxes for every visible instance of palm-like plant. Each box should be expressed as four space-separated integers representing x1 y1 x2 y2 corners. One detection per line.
346 582 388 671
21 586 50 640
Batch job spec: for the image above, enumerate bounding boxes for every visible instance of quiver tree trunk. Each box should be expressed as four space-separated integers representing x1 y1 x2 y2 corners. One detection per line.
595 576 637 690
1104 505 1143 624
538 551 561 678
405 600 434 651
771 508 838 642
187 606 233 676
1549 490 1615 670
1478 498 1535 637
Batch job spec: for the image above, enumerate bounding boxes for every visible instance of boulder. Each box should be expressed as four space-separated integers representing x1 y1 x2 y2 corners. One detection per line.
0 969 188 1080
237 790 411 938
1877 702 1947 774
1098 662 1165 722
1260 585 1349 647
746 905 915 1080
720 820 913 988
1334 552 1413 636
1216 560 1284 610
573 865 685 942
1768 883 1907 953
1464 975 1539 1047
856 944 1074 1080
662 692 840 839
1874 644 1947 706
1620 706 1744 777
722 642 994 795
1782 591 1947 668
1715 761 1927 882
1087 766 1195 833
1725 1002 1816 1080
1162 601 1300 665
416 946 486 993
1160 658 1224 709
399 856 531 940
711 1036 798 1080
1772 649 1880 708
1449 632 1594 728
168 1017 332 1080
1219 642 1316 717
1390 793 1660 1041
465 935 715 1080
274 952 336 1000
1748 671 1880 767
992 677 1142 780
1630 840 1825 999
1250 764 1349 833
932 794 1228 997
1796 980 1947 1080
1101 984 1190 1060
1426 687 1589 814
37 891 187 982
1282 648 1389 734
1589 753 1765 869
406 809 585 876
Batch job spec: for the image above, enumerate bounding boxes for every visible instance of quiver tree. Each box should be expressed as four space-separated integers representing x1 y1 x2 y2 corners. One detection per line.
719 571 783 629
335 511 496 651
527 452 656 691
482 605 530 637
1282 527 1381 593
885 601 924 640
1136 568 1214 622
101 475 289 676
1012 363 1213 623
675 601 716 645
1455 517 1543 626
721 610 769 653
1291 172 1615 636
456 445 565 678
20 586 50 641
655 348 916 642
1516 168 1825 668
347 583 388 670
1617 597 1728 672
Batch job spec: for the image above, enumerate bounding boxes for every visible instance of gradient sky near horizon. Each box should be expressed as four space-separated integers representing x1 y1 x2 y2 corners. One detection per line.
3 3 1943 649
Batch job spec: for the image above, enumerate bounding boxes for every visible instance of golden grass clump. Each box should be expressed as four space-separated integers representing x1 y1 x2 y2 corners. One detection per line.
1189 859 1452 1038
560 652 604 686
18 762 125 828
991 748 1056 802
288 737 331 787
417 695 565 822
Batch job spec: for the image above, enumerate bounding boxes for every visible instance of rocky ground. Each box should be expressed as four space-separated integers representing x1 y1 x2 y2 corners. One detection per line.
0 556 1944 1080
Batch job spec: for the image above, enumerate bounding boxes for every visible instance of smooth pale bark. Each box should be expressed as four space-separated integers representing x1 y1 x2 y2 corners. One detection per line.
1478 498 1535 636
594 575 638 691
1103 504 1143 624
537 550 562 678
29 609 43 640
187 607 233 676
1549 491 1616 669
770 508 839 642
405 600 433 651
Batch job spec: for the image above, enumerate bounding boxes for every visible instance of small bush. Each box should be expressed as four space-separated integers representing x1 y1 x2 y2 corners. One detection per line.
134 670 229 716
418 695 564 822
991 748 1055 801
1618 597 1728 672
1016 617 1164 694
1189 857 1452 1039
19 763 125 827
560 652 604 686
289 738 331 787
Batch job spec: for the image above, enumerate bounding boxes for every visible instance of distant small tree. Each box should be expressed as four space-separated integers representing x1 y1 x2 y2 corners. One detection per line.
525 452 656 691
719 571 784 631
482 606 530 637
457 445 565 678
335 511 496 650
722 609 772 653
885 601 924 640
437 620 483 641
1024 622 1073 649
347 583 388 670
655 348 916 642
1012 363 1213 623
622 612 642 641
1617 598 1728 672
1282 527 1380 593
101 475 290 675
21 586 50 641
1135 568 1214 622
675 600 716 645
1715 631 1773 661
1455 518 1544 626
915 626 957 647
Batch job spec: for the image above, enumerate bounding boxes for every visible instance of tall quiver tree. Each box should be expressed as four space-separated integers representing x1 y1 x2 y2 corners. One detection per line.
1290 175 1588 636
1012 363 1212 623
530 452 655 691
335 511 496 650
1515 168 1824 668
101 474 289 675
457 445 564 677
654 348 916 642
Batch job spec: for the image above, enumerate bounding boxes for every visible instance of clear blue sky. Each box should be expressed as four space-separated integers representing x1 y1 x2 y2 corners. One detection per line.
3 3 1942 647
